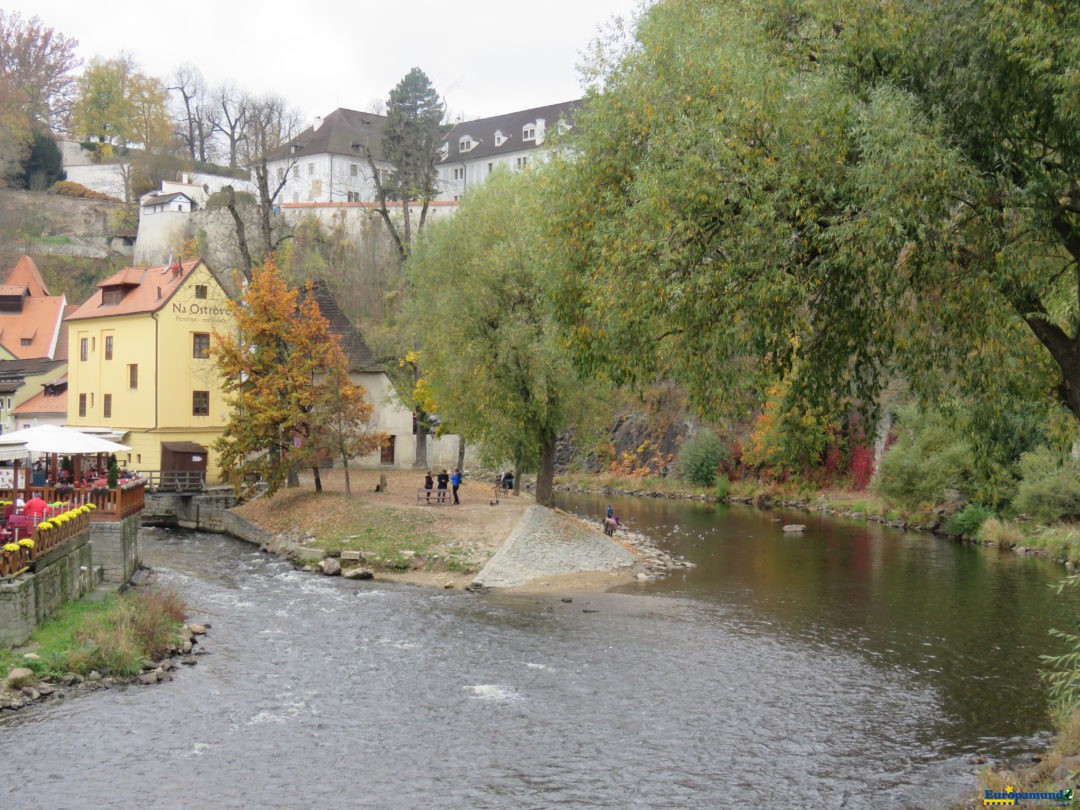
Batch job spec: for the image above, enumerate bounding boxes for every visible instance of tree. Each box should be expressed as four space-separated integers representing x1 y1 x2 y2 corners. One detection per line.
72 56 137 145
15 130 65 190
369 68 450 468
0 11 79 131
546 0 1079 432
0 80 32 185
169 64 216 163
406 170 599 506
128 72 172 152
214 259 380 495
212 83 248 170
371 67 450 262
228 94 303 279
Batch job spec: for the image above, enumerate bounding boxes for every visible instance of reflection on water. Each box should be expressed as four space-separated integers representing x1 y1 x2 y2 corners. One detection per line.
0 501 1074 809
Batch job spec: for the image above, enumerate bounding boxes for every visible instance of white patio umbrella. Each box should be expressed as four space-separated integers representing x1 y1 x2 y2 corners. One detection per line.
0 425 130 456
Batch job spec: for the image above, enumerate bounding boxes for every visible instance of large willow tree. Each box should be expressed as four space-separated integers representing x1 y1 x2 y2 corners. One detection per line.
405 170 596 506
548 0 1078 429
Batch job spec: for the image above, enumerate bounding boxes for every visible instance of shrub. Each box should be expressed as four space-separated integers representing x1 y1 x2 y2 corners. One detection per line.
1012 447 1080 522
977 518 1024 549
678 431 725 487
946 503 994 538
873 408 974 507
49 180 119 201
1042 575 1080 723
714 476 730 502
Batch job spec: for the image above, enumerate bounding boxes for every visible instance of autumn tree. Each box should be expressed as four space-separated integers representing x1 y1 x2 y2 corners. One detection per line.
0 12 78 183
214 259 380 495
547 0 1079 436
0 11 79 130
406 169 601 506
72 56 137 146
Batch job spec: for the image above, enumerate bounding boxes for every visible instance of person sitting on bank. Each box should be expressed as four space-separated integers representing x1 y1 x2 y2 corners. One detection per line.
424 471 434 502
437 469 450 502
503 470 514 492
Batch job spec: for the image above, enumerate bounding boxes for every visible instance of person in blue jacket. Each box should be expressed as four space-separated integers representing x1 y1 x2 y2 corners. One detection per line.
451 469 462 504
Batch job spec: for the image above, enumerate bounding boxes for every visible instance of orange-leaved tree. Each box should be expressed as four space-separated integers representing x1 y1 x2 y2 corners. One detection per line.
214 257 381 495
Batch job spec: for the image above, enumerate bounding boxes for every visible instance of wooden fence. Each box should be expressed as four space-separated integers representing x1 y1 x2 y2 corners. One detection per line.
0 508 91 578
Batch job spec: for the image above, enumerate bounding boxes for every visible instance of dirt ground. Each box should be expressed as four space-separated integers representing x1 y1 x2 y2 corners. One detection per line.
235 468 637 593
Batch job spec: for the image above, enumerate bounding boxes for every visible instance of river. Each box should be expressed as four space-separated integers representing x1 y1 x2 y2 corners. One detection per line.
0 493 1075 809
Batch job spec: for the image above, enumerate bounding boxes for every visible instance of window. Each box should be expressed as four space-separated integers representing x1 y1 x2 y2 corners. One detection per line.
195 285 208 300
452 167 465 180
515 156 528 170
102 289 123 306
523 124 536 140
494 130 506 146
78 393 86 417
379 168 390 184
192 390 210 416
128 364 138 389
103 394 112 419
80 338 88 361
277 167 284 182
459 136 474 152
291 166 299 179
105 335 113 360
488 162 494 174
308 162 314 176
193 333 210 358
20 338 31 347
350 163 358 177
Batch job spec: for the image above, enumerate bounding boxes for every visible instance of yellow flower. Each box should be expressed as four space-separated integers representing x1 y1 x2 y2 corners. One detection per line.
18 539 33 549
3 543 18 553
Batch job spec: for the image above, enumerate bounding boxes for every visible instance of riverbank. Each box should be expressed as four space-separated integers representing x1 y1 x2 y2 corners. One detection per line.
230 469 678 591
554 471 1080 568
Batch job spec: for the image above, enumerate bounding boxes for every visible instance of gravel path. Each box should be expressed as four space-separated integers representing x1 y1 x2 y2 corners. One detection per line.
471 505 639 589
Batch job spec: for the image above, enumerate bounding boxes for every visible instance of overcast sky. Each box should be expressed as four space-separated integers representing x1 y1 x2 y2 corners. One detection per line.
8 0 648 123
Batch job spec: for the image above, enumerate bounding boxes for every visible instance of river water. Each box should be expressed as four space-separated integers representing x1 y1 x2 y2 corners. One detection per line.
0 494 1076 809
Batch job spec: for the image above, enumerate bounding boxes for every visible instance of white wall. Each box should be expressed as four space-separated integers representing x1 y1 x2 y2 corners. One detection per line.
269 153 395 204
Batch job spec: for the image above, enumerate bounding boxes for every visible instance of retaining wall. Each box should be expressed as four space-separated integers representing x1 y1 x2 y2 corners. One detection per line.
0 535 98 646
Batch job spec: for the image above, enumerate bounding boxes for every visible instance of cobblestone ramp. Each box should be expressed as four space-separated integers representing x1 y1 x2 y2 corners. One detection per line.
472 505 638 588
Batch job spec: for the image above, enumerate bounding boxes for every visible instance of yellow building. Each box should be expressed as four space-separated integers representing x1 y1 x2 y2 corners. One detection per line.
65 259 234 483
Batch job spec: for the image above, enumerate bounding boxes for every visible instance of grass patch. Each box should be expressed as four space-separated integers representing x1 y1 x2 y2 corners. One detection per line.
1 587 187 681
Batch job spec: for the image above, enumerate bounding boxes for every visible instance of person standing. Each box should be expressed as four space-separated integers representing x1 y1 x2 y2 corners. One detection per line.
424 471 434 503
451 469 462 505
437 469 449 503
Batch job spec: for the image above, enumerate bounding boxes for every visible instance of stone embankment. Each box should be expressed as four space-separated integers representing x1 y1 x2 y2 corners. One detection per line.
470 505 692 589
0 618 209 713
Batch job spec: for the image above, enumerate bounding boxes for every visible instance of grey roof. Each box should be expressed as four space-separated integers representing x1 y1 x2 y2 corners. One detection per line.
141 192 194 207
273 108 389 162
0 358 65 379
440 100 581 164
304 281 384 374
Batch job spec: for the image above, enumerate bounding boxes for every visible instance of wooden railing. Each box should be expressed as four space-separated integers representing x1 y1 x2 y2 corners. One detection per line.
0 507 91 578
0 481 145 521
141 470 205 493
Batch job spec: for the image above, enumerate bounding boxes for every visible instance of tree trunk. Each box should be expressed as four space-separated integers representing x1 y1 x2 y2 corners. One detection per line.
223 185 253 279
535 438 556 506
414 421 428 470
457 437 466 471
287 466 300 488
311 465 322 493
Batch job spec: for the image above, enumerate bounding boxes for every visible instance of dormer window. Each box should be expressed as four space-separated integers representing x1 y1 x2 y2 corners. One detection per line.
522 124 536 141
494 130 506 147
102 288 124 306
459 136 474 152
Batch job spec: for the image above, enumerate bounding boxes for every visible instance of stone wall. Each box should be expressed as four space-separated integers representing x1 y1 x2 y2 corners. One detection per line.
144 491 238 534
0 535 97 646
90 514 142 587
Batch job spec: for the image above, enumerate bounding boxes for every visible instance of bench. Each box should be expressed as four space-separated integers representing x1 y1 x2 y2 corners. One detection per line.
417 488 452 505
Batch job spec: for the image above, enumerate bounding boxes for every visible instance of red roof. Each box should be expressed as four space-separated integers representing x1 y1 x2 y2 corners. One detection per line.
67 259 206 321
5 256 50 297
13 386 66 415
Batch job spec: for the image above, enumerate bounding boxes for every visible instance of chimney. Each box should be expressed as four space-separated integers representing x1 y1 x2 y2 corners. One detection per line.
313 115 323 132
